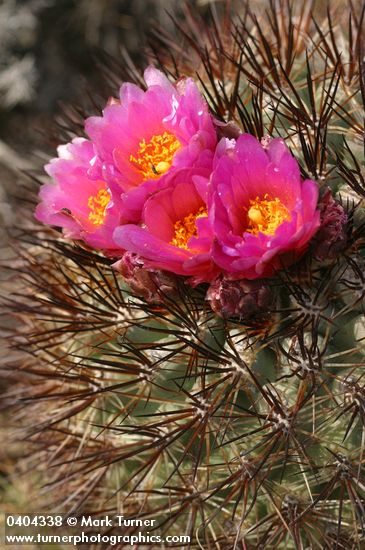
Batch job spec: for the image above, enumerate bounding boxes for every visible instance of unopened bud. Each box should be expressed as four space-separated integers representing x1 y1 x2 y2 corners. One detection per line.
207 277 273 319
113 252 177 303
312 188 348 261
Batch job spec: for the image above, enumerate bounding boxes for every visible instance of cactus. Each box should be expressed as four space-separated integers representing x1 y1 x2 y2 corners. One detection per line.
4 1 365 548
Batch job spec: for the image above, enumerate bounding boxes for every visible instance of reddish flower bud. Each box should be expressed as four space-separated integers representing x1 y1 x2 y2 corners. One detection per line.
207 277 274 319
113 252 177 303
312 188 348 261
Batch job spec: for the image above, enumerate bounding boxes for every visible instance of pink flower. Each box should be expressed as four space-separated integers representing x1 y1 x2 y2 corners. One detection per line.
35 138 122 250
113 170 218 284
209 135 321 279
85 67 217 223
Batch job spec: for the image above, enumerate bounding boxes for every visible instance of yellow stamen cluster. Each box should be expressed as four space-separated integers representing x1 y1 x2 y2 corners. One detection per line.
246 194 290 235
88 188 110 226
129 131 181 180
170 207 207 249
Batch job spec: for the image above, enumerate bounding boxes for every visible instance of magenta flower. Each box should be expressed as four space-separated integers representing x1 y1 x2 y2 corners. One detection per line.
85 67 217 223
35 138 122 250
209 135 321 279
113 170 218 284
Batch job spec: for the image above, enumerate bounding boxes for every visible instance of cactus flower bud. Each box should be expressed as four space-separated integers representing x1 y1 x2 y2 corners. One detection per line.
207 277 274 319
113 251 177 303
312 188 348 261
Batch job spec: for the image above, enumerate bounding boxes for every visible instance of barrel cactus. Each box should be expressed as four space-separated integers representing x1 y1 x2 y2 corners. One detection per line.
4 1 365 548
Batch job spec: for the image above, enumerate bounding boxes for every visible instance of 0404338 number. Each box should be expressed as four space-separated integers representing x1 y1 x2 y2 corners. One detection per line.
6 515 63 527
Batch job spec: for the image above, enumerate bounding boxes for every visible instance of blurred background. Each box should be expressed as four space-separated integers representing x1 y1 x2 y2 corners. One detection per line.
0 0 186 151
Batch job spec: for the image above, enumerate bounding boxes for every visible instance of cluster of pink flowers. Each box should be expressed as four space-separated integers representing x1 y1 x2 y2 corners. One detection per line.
36 67 345 315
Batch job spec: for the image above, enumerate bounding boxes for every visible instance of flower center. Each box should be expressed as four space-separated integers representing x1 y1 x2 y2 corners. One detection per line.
129 131 181 180
170 207 207 249
246 194 290 235
88 188 110 226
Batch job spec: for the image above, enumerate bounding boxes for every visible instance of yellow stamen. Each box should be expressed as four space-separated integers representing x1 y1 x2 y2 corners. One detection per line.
246 194 290 235
129 131 181 180
170 207 207 249
88 188 110 226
